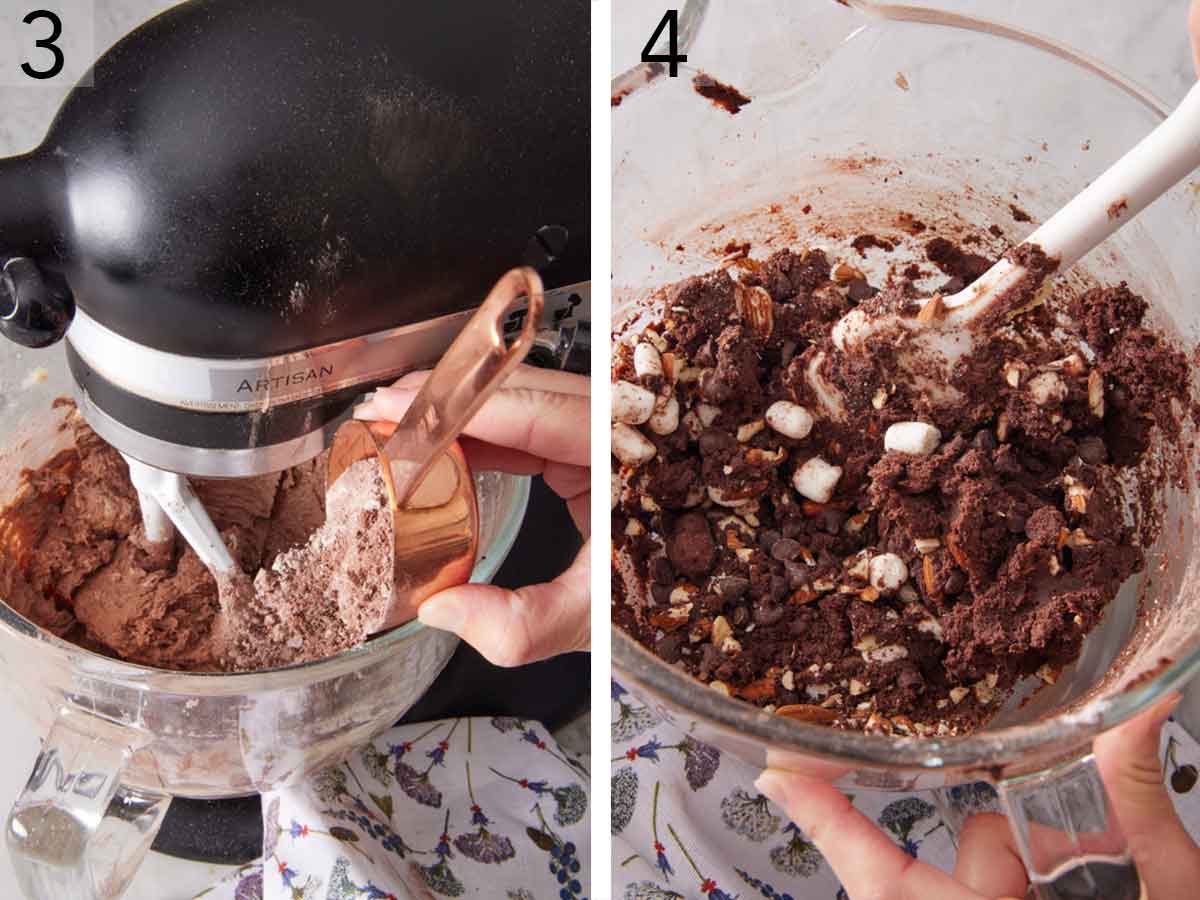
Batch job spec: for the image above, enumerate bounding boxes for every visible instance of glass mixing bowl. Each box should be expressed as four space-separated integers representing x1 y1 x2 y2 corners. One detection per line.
612 2 1200 896
0 343 529 900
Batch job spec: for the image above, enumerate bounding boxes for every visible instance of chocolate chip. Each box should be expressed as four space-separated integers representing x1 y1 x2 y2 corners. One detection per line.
758 530 782 553
847 279 878 303
943 570 966 595
700 593 725 614
784 559 809 589
1077 436 1109 464
819 508 847 535
1005 513 1027 534
699 429 735 456
666 512 716 577
973 429 997 452
655 634 683 662
769 575 789 602
651 557 674 585
897 665 926 694
699 369 731 404
770 538 803 562
717 575 750 600
650 582 673 606
753 602 786 626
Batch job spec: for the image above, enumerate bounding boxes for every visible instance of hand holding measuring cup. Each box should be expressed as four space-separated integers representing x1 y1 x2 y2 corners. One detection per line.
355 365 591 667
756 698 1200 900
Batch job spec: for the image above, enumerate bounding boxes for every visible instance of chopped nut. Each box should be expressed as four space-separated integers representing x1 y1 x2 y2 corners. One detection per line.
669 584 698 605
708 485 750 508
922 555 937 596
936 698 949 709
846 552 871 581
1028 371 1068 406
1088 369 1105 418
633 342 664 380
949 686 970 705
805 683 832 700
1037 663 1060 684
864 712 894 735
1066 482 1092 514
853 635 879 652
624 519 644 537
643 329 669 353
1048 353 1087 376
738 672 781 701
688 618 712 643
612 423 657 466
765 401 815 440
871 387 889 410
914 537 942 554
1048 553 1062 575
781 669 795 691
996 411 1010 441
973 673 998 704
891 715 916 736
649 604 692 631
884 421 942 456
775 704 839 724
820 694 843 709
858 585 881 603
612 381 656 423
746 447 787 466
916 293 945 323
735 283 775 338
737 419 766 442
844 511 871 534
640 495 661 513
811 578 837 593
864 644 908 664
709 680 732 696
735 547 756 562
832 261 865 283
677 366 703 384
720 636 742 655
711 615 733 646
789 588 820 605
849 678 868 696
1002 360 1028 388
1066 528 1096 548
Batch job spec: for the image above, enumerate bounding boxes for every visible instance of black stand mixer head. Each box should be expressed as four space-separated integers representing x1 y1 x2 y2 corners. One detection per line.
0 0 589 567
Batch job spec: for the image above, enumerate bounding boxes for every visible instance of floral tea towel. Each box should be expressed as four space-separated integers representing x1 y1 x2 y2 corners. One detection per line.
611 680 1200 900
199 715 590 900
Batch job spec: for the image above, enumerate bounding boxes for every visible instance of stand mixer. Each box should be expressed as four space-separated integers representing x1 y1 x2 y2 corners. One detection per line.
0 0 590 581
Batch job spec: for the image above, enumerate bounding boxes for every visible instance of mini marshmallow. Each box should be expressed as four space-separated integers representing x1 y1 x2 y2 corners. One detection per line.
612 423 656 466
765 401 815 440
792 456 843 503
1028 371 1068 406
633 342 664 380
611 380 656 424
884 421 941 456
648 396 680 435
868 553 908 593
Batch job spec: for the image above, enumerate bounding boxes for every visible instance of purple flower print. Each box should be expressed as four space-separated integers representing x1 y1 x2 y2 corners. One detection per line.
397 762 443 808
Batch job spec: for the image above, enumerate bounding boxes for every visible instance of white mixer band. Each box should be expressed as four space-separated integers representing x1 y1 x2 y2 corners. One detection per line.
66 282 590 414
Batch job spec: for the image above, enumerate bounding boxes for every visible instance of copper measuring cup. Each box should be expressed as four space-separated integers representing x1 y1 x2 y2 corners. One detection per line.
326 267 544 632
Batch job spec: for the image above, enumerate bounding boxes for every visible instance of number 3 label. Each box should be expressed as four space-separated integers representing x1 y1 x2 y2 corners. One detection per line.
21 9 65 80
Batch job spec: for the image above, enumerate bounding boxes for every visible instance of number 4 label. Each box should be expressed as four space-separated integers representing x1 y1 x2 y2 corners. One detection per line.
641 10 687 77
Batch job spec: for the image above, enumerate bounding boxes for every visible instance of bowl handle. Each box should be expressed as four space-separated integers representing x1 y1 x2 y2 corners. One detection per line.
996 752 1141 900
5 707 171 900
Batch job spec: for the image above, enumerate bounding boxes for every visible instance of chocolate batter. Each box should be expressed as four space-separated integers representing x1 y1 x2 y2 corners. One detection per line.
0 408 395 672
612 240 1194 735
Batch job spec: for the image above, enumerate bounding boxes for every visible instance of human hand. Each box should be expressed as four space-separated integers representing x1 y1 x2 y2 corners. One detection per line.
353 365 590 667
1191 0 1200 75
755 696 1200 899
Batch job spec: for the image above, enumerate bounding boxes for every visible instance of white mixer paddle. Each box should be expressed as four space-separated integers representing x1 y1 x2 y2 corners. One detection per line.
814 80 1200 417
122 455 240 577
